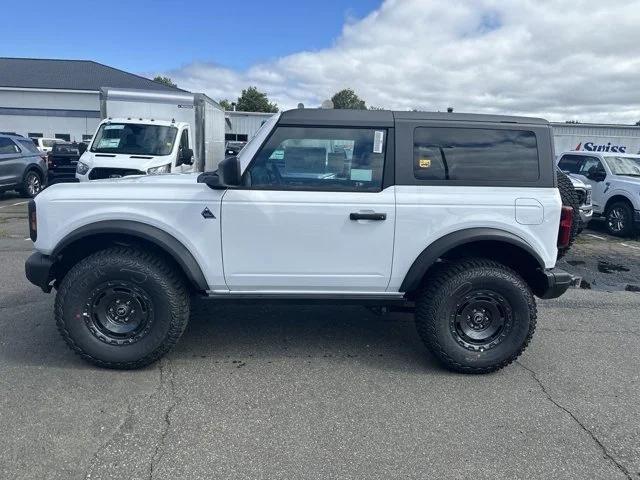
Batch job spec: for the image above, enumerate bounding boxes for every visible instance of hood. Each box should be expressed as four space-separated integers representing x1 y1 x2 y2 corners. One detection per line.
567 174 589 189
80 151 174 171
90 172 201 185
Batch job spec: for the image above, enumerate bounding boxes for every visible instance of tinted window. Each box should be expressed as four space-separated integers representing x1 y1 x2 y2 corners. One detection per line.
247 127 386 192
413 127 539 182
29 133 43 139
558 155 582 174
17 139 40 154
0 138 20 154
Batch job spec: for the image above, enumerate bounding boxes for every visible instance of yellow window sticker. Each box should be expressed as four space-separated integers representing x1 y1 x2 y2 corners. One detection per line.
419 158 431 168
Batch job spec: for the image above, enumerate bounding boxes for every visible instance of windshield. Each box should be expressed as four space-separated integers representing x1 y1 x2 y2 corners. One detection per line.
603 156 640 176
91 123 178 156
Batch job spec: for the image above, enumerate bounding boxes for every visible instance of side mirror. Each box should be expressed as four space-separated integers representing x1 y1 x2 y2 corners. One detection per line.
219 155 241 186
178 148 194 166
197 156 241 189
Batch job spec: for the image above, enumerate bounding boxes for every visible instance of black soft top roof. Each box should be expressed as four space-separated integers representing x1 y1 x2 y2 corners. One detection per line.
279 109 548 127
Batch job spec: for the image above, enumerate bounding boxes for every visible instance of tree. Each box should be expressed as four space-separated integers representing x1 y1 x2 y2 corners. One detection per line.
236 86 278 113
218 99 233 110
153 76 177 88
331 89 367 110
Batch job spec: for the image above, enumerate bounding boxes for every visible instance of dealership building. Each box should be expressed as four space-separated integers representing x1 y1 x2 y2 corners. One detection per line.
0 57 181 142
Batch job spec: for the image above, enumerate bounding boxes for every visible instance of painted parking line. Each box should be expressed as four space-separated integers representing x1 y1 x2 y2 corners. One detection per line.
621 243 640 251
0 201 28 210
586 234 607 240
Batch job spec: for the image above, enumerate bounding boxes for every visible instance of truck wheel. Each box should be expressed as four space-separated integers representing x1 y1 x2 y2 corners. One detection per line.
415 258 537 374
605 201 634 237
20 170 43 198
55 247 190 369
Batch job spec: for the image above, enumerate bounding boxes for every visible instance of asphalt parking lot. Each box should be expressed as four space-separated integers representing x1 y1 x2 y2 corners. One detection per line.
1 192 639 480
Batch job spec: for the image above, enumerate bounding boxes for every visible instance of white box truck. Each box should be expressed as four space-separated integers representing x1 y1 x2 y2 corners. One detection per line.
76 88 225 181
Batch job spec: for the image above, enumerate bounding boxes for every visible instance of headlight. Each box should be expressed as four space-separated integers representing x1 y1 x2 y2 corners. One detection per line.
147 163 171 175
76 161 89 175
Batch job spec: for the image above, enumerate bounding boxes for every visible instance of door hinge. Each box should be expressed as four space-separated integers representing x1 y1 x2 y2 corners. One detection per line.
201 207 216 219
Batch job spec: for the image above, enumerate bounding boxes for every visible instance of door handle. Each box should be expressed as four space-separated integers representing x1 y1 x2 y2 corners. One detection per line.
349 212 387 221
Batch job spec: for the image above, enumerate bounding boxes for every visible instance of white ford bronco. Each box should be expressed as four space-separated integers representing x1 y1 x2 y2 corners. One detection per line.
25 109 576 373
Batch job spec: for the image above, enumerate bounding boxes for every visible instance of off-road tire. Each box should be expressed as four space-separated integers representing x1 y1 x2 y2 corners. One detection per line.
604 201 634 237
415 258 537 374
55 247 190 369
556 169 581 259
19 169 43 198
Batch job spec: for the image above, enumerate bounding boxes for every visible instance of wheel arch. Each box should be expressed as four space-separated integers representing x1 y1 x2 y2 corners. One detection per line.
400 228 548 297
604 194 635 213
51 220 208 292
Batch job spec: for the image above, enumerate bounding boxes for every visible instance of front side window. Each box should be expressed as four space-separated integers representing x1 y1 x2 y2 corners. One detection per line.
578 157 605 176
91 123 178 156
602 156 640 177
0 138 20 154
246 127 386 191
413 127 539 182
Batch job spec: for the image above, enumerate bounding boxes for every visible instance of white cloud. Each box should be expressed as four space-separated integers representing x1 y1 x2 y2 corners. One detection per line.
160 0 640 123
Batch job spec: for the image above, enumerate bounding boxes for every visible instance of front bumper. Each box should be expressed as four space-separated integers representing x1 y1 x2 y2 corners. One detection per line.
538 268 579 299
25 252 55 293
579 205 593 225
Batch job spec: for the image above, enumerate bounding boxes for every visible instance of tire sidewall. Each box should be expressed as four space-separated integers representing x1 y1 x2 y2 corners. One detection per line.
58 253 182 364
606 202 633 237
430 268 533 369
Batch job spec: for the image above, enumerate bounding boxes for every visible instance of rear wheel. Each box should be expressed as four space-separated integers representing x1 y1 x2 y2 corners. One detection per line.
55 247 190 369
415 258 537 374
20 170 43 198
605 201 634 237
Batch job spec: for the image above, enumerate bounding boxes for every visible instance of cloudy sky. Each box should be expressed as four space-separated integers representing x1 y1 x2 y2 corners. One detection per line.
160 0 640 123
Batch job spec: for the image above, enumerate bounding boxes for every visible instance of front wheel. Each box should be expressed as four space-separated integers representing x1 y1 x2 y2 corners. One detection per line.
55 247 190 369
415 258 537 374
605 201 634 237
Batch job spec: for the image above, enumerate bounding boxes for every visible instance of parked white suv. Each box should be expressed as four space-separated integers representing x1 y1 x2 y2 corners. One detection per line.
25 110 576 373
558 152 640 236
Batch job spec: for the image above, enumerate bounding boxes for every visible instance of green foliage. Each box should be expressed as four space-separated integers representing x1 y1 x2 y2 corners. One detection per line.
236 87 279 113
153 76 177 88
218 99 233 110
331 89 367 110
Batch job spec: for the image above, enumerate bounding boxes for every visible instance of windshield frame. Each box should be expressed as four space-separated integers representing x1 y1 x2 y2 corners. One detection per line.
90 122 179 156
602 156 640 176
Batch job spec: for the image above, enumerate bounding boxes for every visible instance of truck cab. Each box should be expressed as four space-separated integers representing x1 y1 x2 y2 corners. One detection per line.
558 151 640 236
76 118 195 181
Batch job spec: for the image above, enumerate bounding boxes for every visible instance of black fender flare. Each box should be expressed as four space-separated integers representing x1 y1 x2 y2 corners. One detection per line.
52 220 209 291
399 227 545 292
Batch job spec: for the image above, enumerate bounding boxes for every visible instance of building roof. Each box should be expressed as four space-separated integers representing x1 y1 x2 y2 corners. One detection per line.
0 57 182 92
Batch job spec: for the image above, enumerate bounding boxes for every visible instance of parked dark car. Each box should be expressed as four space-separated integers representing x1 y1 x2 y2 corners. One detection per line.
47 142 85 185
0 133 47 197
225 141 246 156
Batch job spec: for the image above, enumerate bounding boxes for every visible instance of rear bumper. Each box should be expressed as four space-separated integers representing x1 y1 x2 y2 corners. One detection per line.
538 268 579 299
25 252 54 293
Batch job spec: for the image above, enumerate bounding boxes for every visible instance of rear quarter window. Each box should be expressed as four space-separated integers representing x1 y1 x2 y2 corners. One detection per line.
413 127 539 183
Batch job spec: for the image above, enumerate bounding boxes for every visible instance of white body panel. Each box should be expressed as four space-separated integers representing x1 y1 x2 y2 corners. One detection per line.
389 186 561 291
34 174 227 290
221 187 396 292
